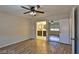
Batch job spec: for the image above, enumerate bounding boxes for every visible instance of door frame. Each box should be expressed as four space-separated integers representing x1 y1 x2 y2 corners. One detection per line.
35 20 48 40
71 6 77 54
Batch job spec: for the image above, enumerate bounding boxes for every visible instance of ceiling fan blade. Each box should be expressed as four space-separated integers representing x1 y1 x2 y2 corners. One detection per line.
37 5 40 8
21 6 30 10
35 10 44 14
24 11 31 14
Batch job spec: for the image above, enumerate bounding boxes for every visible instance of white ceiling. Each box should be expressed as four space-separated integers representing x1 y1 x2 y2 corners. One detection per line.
0 5 74 19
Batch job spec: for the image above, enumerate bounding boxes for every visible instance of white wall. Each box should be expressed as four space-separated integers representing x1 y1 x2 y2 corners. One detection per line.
31 17 71 44
59 18 71 44
0 12 32 48
30 18 47 39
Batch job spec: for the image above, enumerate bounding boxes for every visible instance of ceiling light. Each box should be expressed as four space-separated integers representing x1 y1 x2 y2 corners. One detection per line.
29 12 36 16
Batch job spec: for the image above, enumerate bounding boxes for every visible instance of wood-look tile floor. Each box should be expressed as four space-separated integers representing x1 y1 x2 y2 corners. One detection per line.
0 39 72 54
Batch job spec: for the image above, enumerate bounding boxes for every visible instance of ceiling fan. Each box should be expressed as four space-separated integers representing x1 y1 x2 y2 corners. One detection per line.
21 5 44 16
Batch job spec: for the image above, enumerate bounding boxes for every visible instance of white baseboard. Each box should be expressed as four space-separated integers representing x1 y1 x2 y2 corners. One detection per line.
0 38 31 48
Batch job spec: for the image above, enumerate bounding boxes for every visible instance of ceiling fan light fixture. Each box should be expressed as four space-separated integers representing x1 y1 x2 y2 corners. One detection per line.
29 12 36 16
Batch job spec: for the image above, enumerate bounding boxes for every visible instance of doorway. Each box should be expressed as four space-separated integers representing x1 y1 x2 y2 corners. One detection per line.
36 21 47 40
48 21 60 42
